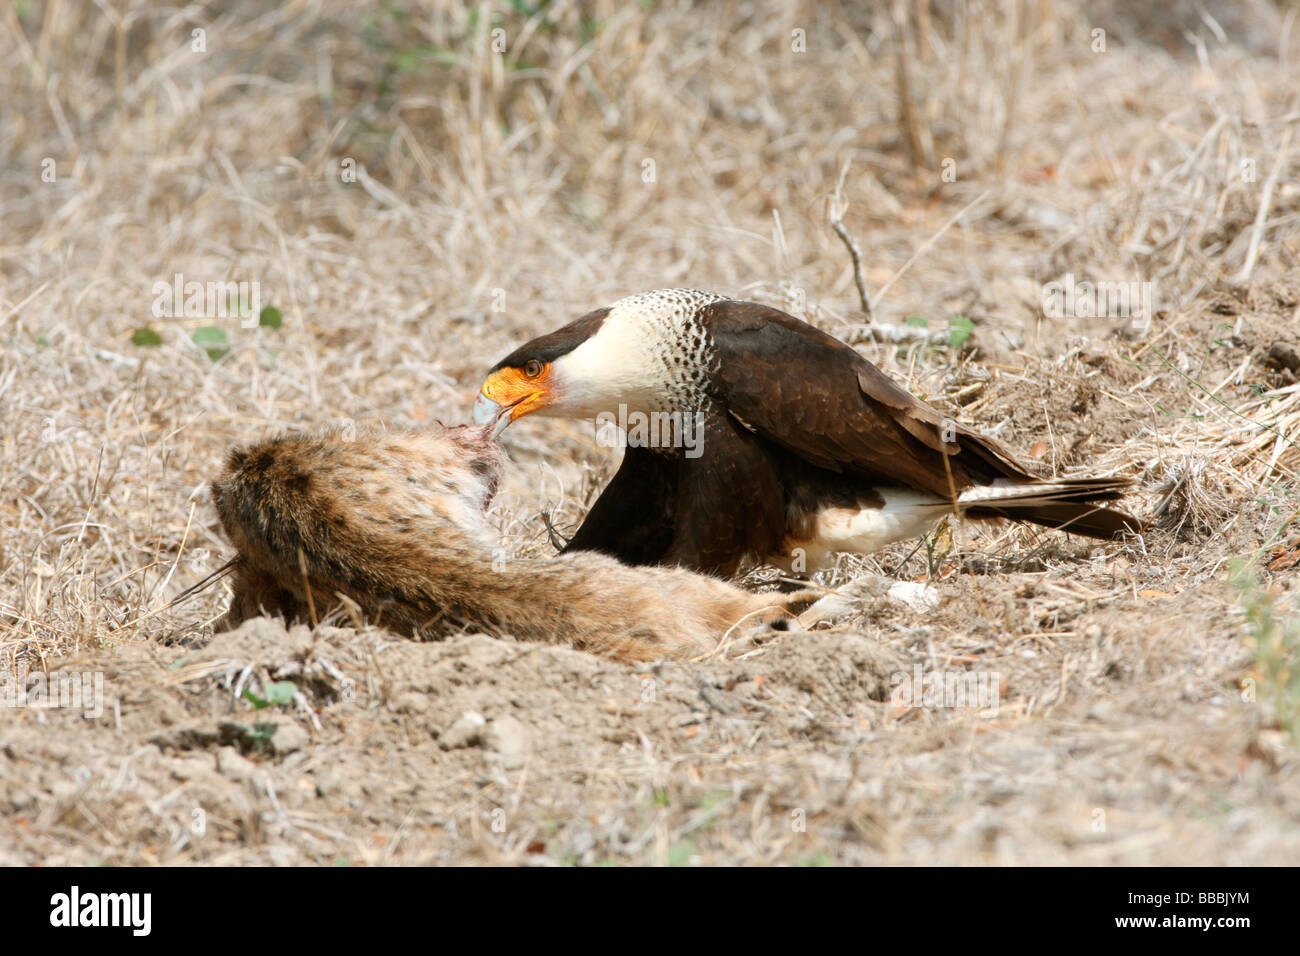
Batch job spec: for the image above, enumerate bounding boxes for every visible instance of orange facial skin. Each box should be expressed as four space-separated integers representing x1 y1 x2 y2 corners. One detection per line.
478 361 557 423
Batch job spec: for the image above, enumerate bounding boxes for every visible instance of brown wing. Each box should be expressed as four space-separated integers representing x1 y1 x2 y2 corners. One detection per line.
663 410 787 576
563 444 677 565
701 301 1035 499
564 414 787 577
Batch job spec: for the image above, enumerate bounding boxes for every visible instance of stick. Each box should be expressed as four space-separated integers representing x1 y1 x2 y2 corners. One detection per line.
1236 127 1293 284
540 511 570 552
829 161 873 322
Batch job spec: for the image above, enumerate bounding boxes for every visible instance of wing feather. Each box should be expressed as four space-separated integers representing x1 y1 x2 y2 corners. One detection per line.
702 301 1032 497
563 445 676 565
665 411 786 575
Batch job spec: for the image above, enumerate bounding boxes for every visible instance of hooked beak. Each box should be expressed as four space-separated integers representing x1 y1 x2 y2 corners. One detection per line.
473 365 556 438
473 391 513 439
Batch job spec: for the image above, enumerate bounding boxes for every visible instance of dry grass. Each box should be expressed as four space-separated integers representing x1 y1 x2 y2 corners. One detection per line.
1 0 1298 865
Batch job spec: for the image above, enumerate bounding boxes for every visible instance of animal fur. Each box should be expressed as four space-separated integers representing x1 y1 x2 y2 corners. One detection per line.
211 424 811 662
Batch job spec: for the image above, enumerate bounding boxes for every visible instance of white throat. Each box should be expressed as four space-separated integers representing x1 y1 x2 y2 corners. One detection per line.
553 289 726 419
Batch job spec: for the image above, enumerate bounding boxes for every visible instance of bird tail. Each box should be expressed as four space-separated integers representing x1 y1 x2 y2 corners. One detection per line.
957 477 1143 539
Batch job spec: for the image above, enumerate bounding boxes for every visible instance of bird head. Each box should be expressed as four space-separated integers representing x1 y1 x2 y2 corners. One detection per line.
472 303 635 436
473 309 610 437
474 290 726 437
473 355 560 437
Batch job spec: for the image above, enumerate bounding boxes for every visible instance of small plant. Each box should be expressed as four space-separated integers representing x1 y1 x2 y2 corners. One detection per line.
922 517 954 580
666 839 695 867
191 326 230 361
795 851 834 867
243 680 297 710
947 315 974 349
894 315 974 356
1230 559 1299 742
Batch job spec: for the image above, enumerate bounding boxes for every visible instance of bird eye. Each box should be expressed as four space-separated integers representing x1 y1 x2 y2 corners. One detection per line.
524 359 543 378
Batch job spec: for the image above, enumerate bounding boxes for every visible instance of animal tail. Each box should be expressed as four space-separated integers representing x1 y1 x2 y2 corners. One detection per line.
957 477 1143 539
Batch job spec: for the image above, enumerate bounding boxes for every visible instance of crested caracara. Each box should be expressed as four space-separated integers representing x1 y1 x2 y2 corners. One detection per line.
474 289 1140 576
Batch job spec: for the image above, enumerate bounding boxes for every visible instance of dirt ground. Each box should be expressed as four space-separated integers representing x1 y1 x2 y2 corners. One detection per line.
2 0 1298 865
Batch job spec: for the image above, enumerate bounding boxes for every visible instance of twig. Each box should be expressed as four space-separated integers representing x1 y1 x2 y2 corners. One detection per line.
1235 127 1293 284
540 511 570 552
297 548 318 628
1 280 50 327
151 499 195 603
892 0 934 169
829 161 872 322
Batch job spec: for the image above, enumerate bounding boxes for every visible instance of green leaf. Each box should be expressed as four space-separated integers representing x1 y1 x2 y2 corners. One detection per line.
263 681 297 707
242 689 270 710
244 722 277 750
796 851 834 867
191 325 230 361
258 305 283 328
667 840 695 867
131 327 162 347
393 47 422 73
947 315 974 349
905 315 929 328
35 334 50 347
